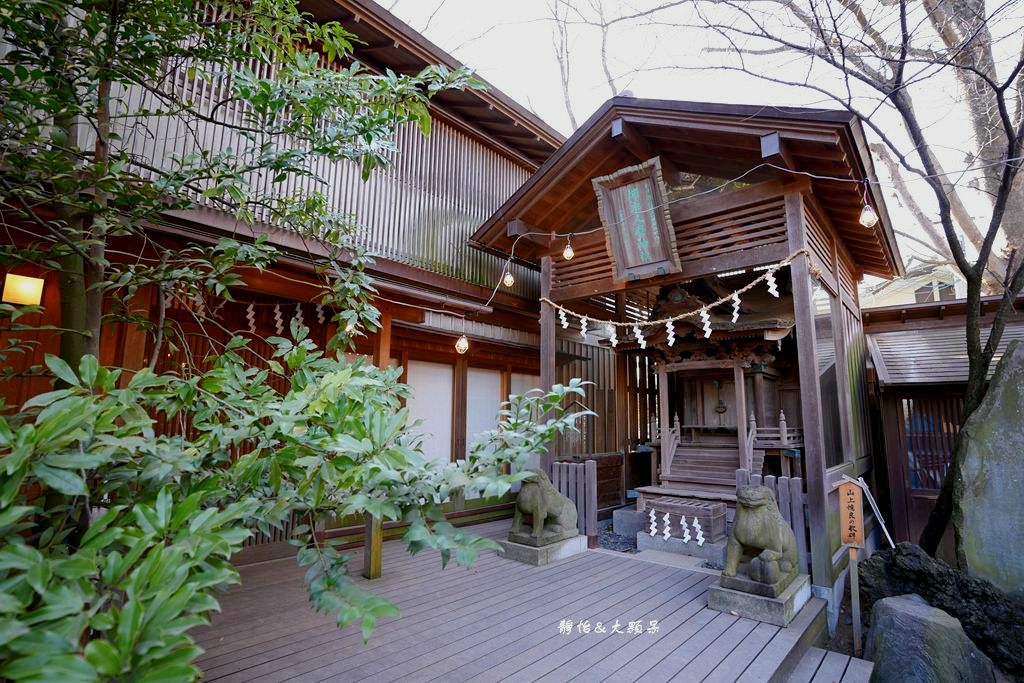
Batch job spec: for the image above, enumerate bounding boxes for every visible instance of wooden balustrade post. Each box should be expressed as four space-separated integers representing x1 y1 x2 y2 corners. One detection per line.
362 311 392 580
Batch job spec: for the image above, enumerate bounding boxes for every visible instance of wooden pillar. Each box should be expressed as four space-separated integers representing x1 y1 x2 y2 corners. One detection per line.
363 311 393 580
658 362 670 479
733 364 749 470
752 369 768 426
785 191 832 587
539 255 556 474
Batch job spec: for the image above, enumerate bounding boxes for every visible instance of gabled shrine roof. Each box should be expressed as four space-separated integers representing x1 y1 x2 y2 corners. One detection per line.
470 97 904 280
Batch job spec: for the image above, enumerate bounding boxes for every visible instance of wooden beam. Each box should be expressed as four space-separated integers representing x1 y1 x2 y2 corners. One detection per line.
540 256 556 474
506 218 549 247
363 311 393 580
761 132 798 183
734 364 749 471
610 117 679 184
785 190 833 587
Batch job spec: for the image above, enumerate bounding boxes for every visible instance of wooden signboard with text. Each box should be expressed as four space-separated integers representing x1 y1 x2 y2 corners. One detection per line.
839 481 864 546
592 157 681 285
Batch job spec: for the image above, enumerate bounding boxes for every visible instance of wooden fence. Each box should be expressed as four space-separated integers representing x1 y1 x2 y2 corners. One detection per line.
736 469 810 574
551 460 599 548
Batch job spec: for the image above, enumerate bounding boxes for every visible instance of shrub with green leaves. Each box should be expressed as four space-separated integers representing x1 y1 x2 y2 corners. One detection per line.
0 328 591 680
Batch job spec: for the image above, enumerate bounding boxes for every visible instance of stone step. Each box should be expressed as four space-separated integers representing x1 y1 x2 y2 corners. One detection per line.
785 646 874 683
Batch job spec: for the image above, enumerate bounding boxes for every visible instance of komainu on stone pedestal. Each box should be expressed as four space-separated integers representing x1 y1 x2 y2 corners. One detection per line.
509 468 578 547
721 485 799 598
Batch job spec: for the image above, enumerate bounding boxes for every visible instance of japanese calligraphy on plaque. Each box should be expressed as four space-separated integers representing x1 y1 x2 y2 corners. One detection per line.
838 481 864 546
592 157 681 285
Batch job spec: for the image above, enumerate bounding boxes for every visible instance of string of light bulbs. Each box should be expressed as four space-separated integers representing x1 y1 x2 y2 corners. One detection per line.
540 247 811 346
473 153 1024 355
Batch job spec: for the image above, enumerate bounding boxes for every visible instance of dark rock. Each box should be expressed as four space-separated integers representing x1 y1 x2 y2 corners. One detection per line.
865 594 995 683
955 340 1024 594
860 543 1024 678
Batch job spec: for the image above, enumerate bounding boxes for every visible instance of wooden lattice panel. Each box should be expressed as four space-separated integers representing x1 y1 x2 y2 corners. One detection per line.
673 197 787 265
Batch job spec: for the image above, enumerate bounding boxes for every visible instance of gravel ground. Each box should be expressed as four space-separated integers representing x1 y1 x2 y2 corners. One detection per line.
598 527 638 553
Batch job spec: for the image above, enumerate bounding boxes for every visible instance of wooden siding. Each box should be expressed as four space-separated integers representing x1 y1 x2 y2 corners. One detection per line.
804 202 835 275
868 322 1024 385
98 31 536 296
842 306 870 459
550 187 789 302
556 338 618 456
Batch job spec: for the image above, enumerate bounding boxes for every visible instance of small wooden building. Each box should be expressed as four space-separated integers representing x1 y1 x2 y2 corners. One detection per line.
472 97 903 598
864 295 1024 558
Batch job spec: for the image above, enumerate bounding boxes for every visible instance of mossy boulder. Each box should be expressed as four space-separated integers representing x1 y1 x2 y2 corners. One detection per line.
954 339 1024 595
865 594 995 682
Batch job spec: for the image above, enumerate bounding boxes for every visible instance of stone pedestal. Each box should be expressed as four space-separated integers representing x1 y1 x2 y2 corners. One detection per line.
498 535 587 566
707 574 810 627
636 532 726 569
613 508 647 537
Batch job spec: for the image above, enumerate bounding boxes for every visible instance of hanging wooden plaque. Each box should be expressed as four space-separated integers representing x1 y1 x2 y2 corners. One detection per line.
592 157 681 285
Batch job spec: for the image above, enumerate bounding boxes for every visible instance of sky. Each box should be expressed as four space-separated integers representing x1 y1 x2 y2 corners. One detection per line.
381 0 1023 296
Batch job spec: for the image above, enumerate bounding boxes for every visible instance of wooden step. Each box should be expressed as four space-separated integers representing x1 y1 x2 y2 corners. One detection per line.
736 597 827 683
785 647 874 683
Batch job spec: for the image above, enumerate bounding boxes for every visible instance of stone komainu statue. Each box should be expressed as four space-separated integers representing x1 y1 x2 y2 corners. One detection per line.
724 485 799 591
510 468 578 546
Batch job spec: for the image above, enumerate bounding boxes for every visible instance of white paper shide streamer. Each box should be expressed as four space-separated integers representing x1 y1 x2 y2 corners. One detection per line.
294 302 304 328
273 304 284 335
245 303 256 334
559 308 569 329
766 270 779 297
580 316 588 339
694 517 705 546
666 320 676 346
662 512 671 541
633 324 646 349
648 509 657 537
607 324 618 347
699 308 712 338
731 293 740 323
680 516 691 543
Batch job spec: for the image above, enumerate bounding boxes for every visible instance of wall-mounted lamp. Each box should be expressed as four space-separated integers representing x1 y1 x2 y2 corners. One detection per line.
2 274 44 306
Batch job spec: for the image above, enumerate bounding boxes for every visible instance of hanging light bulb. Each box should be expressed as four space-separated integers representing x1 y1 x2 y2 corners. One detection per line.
502 268 515 288
455 334 470 354
859 181 879 228
859 204 879 228
562 236 575 261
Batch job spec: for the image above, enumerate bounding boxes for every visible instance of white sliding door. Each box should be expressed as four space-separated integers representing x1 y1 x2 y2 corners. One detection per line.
406 360 454 464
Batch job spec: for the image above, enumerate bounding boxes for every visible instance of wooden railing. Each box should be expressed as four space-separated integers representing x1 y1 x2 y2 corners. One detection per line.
551 460 599 548
749 410 805 450
736 469 810 573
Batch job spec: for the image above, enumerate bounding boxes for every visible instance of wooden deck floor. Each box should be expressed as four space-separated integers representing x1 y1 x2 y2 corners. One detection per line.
194 519 819 682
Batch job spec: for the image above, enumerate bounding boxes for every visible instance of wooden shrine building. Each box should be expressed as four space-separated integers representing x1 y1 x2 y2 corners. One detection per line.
472 97 904 599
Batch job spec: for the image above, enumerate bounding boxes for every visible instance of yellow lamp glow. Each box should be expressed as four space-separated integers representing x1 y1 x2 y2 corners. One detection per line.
502 270 515 288
455 334 470 354
2 274 44 306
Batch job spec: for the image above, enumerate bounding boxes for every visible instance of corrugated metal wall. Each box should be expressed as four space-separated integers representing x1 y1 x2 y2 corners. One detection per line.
101 36 538 297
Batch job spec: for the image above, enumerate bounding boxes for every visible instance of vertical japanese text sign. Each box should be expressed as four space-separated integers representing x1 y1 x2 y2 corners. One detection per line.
592 157 681 285
838 481 864 546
